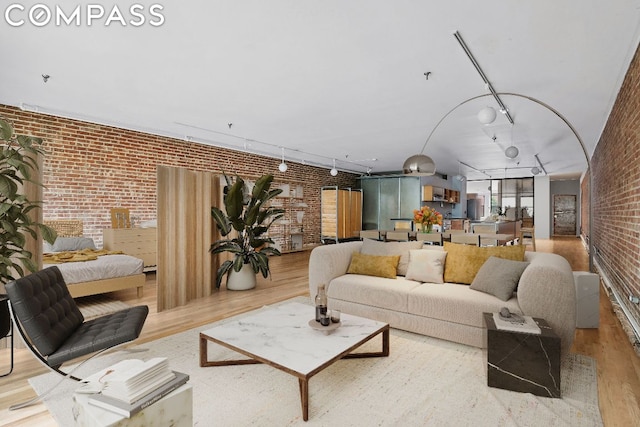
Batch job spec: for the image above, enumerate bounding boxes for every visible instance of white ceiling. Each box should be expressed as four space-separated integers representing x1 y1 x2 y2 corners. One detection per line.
2 1 640 180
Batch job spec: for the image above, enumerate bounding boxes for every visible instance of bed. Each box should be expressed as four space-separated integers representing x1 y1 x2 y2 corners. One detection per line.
43 220 146 298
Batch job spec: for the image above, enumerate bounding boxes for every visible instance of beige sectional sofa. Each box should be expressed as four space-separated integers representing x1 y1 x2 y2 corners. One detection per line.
308 240 577 355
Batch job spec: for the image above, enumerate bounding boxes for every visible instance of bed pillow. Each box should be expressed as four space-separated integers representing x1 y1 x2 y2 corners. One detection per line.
360 238 423 276
347 252 401 279
48 237 97 252
470 256 530 301
405 249 448 284
443 242 525 284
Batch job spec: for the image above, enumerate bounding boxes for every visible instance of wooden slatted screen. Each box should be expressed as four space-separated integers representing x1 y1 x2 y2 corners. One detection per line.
157 166 219 312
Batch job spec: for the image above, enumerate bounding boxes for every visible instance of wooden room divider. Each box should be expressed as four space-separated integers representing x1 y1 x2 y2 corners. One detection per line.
156 166 219 311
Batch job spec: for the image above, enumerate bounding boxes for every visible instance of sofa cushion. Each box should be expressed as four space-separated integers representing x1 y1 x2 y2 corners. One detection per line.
347 252 400 279
443 242 526 284
405 249 448 284
407 282 522 328
328 274 423 312
360 239 423 276
470 256 530 301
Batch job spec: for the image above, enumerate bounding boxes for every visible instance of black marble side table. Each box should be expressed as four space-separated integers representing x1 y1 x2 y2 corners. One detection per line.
483 312 561 398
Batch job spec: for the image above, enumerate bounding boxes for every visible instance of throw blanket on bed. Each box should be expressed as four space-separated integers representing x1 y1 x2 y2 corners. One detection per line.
43 248 125 263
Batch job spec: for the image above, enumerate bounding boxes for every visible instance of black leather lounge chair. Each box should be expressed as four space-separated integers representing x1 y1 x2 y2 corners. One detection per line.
4 266 148 409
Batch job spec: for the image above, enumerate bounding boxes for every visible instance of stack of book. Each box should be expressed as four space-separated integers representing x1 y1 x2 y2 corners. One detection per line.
83 358 189 418
492 313 541 334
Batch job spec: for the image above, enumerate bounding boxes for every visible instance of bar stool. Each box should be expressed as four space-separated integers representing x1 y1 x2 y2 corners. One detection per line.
520 227 536 251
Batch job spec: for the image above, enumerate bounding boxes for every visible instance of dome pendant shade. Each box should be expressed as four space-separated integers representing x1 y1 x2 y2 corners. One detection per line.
402 154 436 176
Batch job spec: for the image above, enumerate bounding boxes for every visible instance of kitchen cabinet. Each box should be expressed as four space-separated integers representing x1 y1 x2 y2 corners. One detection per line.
422 185 459 204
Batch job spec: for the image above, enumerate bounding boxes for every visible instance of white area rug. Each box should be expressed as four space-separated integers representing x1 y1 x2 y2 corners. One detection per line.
30 297 602 426
76 295 130 320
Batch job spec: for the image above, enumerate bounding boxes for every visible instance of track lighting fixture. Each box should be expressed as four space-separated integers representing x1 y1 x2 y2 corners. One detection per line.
278 147 288 172
330 159 338 176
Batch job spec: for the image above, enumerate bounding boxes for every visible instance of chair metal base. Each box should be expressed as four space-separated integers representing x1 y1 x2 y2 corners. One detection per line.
1 294 13 377
0 321 13 377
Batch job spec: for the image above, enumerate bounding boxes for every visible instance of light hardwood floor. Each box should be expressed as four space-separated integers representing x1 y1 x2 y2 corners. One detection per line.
1 237 639 426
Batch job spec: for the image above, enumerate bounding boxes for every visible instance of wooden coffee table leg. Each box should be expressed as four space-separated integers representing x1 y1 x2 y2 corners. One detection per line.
299 377 309 421
382 327 390 356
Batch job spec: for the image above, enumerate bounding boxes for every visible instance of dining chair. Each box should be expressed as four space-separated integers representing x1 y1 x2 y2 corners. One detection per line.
416 232 443 245
450 233 480 246
5 266 149 409
479 237 498 247
520 226 536 251
385 231 410 242
472 224 497 234
359 230 381 241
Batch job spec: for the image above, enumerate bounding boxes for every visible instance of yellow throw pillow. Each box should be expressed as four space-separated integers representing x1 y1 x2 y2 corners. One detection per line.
443 242 525 284
347 252 401 279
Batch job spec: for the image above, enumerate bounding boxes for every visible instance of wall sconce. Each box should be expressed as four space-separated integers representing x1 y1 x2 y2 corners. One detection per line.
278 147 288 172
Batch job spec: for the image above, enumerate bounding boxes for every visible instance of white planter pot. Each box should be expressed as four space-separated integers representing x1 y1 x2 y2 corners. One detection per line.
226 263 257 291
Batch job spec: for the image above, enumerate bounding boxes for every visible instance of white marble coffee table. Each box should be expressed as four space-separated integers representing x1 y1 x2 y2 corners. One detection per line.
199 301 389 421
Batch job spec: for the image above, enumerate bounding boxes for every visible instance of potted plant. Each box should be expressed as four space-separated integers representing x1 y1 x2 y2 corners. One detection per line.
210 173 285 290
0 117 56 286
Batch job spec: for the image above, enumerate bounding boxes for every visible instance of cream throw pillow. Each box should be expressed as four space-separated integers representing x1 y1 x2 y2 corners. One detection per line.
360 239 423 276
405 249 448 284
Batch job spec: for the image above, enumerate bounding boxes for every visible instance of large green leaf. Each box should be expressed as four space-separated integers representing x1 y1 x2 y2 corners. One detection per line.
211 206 232 236
224 177 244 221
215 260 235 288
0 175 18 199
251 174 273 200
0 118 13 141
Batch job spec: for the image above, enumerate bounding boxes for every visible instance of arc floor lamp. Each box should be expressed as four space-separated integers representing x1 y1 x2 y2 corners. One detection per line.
404 92 593 271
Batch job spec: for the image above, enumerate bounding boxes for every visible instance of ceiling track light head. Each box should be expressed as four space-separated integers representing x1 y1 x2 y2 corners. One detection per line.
330 158 338 176
278 147 288 172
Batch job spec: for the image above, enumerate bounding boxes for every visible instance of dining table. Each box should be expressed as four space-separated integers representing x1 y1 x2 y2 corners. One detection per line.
376 230 516 245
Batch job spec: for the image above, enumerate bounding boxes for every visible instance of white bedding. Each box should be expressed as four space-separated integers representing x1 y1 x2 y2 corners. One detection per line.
48 254 144 284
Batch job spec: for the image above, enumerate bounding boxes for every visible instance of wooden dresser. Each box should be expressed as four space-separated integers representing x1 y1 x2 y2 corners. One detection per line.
103 227 157 272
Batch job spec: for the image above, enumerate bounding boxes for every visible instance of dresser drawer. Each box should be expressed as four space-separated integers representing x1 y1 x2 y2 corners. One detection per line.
103 227 157 268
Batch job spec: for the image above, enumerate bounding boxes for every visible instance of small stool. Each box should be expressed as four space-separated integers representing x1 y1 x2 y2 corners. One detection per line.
520 227 536 251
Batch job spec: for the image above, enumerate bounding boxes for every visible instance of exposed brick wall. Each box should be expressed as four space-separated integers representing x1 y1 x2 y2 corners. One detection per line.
0 104 358 248
580 171 589 238
591 42 640 326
